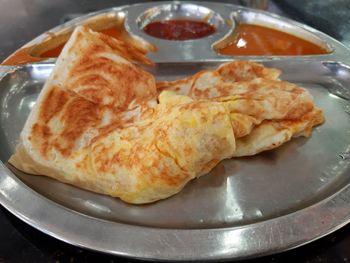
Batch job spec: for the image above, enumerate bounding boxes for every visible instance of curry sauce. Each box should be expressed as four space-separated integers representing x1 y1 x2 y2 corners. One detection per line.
217 24 328 56
2 27 126 65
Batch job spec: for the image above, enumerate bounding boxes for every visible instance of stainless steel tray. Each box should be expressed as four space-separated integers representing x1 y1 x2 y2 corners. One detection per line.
1 2 350 261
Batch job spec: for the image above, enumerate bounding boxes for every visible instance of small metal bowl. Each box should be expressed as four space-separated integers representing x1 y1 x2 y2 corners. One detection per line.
136 2 225 40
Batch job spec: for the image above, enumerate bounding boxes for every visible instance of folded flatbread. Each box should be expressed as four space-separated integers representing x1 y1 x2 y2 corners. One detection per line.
157 61 324 157
9 26 236 203
9 26 324 204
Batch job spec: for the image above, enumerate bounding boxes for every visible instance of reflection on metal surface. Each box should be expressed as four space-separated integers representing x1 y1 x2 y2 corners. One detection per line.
344 104 350 115
325 79 350 100
339 145 350 161
31 64 53 80
225 176 244 222
221 229 244 255
339 152 350 160
84 200 112 214
0 174 17 199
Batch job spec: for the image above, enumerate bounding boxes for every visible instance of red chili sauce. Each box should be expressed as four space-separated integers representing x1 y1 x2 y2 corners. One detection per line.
143 20 216 40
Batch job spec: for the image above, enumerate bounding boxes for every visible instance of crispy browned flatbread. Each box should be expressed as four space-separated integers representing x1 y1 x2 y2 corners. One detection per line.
9 26 236 204
157 61 324 156
9 27 324 204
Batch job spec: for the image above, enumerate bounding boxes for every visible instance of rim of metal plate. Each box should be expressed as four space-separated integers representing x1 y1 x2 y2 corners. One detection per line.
1 158 350 261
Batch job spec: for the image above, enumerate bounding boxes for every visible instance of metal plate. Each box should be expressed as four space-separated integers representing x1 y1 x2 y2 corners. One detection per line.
1 2 350 261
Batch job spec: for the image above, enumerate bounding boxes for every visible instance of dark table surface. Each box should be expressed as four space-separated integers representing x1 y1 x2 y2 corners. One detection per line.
1 0 350 262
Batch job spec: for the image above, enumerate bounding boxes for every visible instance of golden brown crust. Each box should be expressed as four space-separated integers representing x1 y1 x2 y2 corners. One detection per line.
9 29 325 204
157 60 324 157
9 26 236 204
156 60 281 95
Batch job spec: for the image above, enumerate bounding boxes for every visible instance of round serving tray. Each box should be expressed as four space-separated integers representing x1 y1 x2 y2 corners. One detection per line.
1 2 350 261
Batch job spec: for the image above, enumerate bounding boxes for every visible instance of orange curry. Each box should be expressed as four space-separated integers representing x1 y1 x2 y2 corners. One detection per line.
2 27 123 65
218 24 328 56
